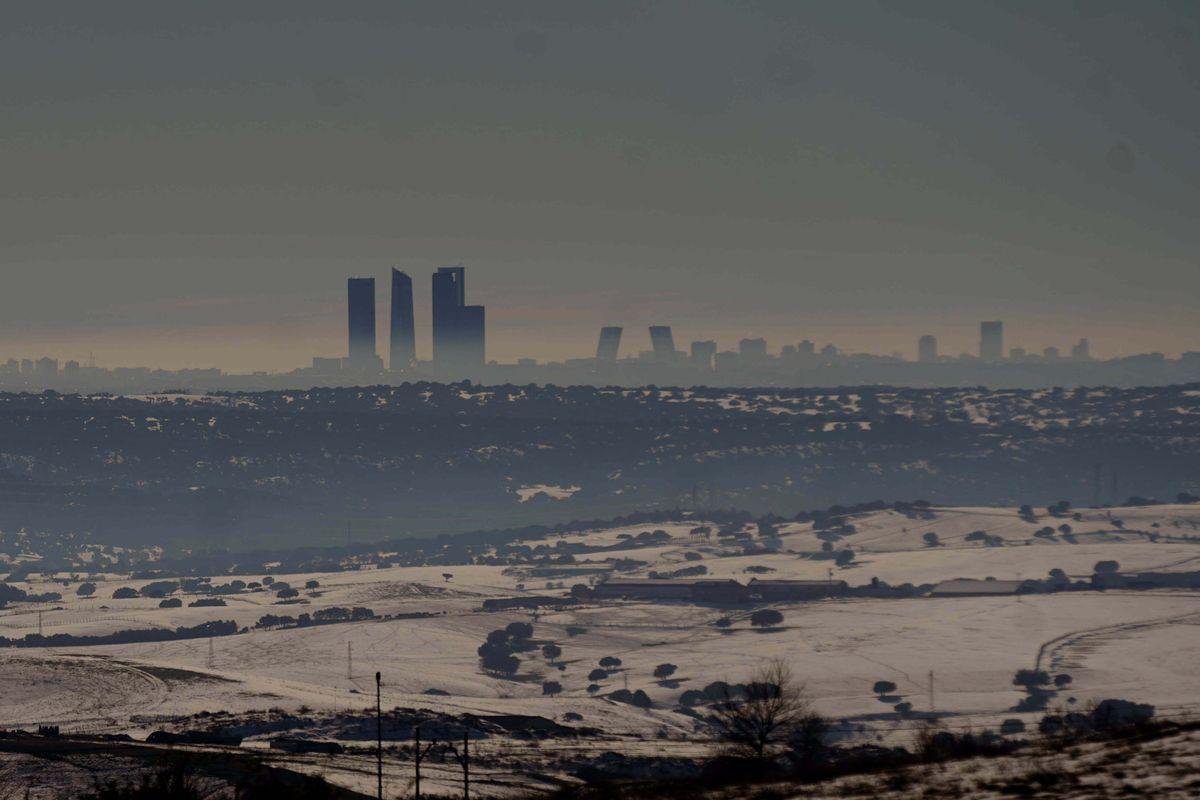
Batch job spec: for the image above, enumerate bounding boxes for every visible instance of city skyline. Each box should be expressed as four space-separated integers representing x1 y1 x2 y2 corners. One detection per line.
1 4 1198 370
0 267 1188 373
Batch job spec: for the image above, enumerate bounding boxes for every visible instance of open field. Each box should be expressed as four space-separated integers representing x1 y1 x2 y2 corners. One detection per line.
3 503 1200 796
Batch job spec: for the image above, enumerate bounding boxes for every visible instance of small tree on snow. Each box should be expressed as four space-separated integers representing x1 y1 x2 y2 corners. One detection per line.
653 663 678 680
750 609 784 629
711 659 819 760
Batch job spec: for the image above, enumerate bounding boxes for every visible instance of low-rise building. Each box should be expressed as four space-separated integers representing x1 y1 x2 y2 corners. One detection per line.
592 579 747 603
930 578 1037 597
747 578 848 601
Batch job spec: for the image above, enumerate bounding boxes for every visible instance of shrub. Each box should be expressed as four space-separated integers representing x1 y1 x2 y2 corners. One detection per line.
1091 698 1154 730
599 656 623 669
653 664 678 680
1013 669 1050 689
159 598 183 609
542 643 562 662
750 609 783 629
873 680 897 696
1000 718 1026 735
542 681 562 696
76 582 97 597
588 668 609 682
112 587 138 600
505 622 534 640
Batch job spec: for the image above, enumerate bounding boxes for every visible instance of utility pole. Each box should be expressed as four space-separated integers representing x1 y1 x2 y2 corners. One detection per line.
929 670 935 714
462 734 469 800
37 610 43 637
208 637 215 668
347 642 353 679
375 672 383 800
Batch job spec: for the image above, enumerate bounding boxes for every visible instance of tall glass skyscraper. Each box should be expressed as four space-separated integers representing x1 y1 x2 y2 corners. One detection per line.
979 321 1004 361
431 266 485 371
347 277 377 366
389 269 415 371
649 325 676 362
596 326 623 361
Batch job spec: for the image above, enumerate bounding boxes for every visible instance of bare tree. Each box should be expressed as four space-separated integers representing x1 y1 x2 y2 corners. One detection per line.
711 659 814 759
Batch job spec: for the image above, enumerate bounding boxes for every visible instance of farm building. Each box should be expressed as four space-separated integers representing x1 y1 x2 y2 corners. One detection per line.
747 578 848 601
929 578 1039 597
592 579 747 603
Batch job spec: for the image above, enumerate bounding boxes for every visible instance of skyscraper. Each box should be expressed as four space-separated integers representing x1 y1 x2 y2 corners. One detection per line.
432 266 485 371
648 326 676 362
389 269 415 371
690 340 716 370
979 321 1004 361
1071 338 1091 361
596 327 623 361
347 277 377 367
739 338 768 359
918 334 938 363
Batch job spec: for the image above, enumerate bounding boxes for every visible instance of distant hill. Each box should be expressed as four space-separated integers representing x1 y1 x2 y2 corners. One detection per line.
0 382 1197 548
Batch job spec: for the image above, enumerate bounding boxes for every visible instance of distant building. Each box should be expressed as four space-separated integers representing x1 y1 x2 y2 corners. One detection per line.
1009 347 1027 361
592 579 747 603
930 578 1036 597
389 269 415 371
918 335 938 363
690 340 716 371
714 350 739 371
20 359 33 374
63 360 80 376
311 357 343 374
1071 338 1091 361
747 578 847 601
979 321 1004 361
1043 346 1060 360
596 326 623 362
347 277 377 367
648 326 677 362
34 357 58 379
739 338 768 359
432 266 485 371
798 340 816 357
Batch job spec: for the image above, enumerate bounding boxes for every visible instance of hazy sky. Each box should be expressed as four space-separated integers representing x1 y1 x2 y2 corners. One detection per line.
1 1 1197 370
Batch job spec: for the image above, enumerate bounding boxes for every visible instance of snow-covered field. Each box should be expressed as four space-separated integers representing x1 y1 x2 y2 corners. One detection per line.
2 503 1199 796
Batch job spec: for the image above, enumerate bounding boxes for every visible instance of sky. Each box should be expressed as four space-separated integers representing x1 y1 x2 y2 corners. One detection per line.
0 1 1197 371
